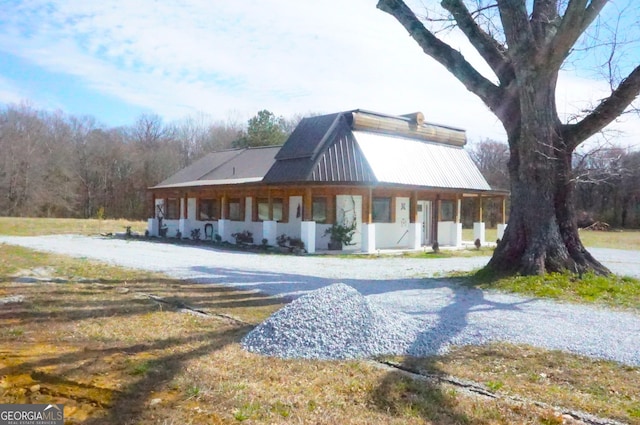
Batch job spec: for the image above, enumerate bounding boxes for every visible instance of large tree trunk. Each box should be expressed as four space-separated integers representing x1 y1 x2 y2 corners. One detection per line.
486 70 610 276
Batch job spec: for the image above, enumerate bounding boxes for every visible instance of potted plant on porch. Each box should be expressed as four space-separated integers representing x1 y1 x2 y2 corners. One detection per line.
323 220 357 250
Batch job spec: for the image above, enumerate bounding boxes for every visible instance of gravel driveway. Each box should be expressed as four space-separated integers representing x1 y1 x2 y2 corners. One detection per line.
2 235 639 365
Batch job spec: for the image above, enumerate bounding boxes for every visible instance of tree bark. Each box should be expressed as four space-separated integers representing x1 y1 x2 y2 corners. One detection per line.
487 69 610 276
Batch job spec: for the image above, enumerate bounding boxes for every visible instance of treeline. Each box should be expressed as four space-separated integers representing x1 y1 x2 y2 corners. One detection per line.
1 103 638 227
0 103 296 219
468 140 640 229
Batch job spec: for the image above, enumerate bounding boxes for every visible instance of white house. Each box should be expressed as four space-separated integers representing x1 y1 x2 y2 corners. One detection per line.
147 109 508 253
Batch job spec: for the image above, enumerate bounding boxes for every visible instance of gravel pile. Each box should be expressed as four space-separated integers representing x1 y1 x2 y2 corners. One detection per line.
243 282 640 364
242 283 424 359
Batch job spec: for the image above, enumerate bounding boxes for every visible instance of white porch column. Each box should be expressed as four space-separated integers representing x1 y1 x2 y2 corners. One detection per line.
361 223 376 253
497 223 508 240
409 222 421 250
300 221 316 254
453 222 462 247
218 219 231 243
437 221 462 247
262 220 277 246
179 219 189 238
147 218 159 237
473 222 486 245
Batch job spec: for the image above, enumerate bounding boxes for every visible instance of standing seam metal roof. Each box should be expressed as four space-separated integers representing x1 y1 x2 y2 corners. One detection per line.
353 131 491 190
150 146 280 189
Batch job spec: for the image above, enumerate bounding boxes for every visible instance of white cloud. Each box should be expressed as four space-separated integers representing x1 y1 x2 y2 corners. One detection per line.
0 76 26 105
0 0 637 149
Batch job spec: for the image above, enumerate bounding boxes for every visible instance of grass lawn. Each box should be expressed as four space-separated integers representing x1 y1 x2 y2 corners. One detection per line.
470 271 640 312
1 244 639 424
0 217 147 237
462 227 640 251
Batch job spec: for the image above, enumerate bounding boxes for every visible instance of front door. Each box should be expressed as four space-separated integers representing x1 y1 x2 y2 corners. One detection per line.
417 201 432 245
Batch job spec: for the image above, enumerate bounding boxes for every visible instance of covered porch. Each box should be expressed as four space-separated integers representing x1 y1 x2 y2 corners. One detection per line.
147 183 508 254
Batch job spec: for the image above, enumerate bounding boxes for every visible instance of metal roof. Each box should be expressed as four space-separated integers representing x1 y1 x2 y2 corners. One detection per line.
154 149 243 187
150 177 263 189
150 110 496 194
150 146 280 189
353 131 491 190
274 113 341 160
264 115 376 183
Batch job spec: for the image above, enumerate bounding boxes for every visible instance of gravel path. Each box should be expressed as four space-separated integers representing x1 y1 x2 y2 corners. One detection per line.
1 235 639 365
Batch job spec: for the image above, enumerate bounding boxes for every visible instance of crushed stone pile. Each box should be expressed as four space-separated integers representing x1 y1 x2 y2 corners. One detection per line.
241 283 425 359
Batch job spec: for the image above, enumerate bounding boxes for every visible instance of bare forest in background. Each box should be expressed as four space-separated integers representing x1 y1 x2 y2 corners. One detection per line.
0 104 296 220
467 139 640 229
1 102 639 227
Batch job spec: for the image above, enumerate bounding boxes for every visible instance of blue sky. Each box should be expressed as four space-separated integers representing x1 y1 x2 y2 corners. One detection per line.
0 0 638 149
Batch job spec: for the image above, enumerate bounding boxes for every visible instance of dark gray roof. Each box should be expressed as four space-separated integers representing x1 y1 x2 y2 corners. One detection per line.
199 146 279 181
265 119 376 183
274 113 341 160
154 149 242 187
150 146 280 189
265 113 374 183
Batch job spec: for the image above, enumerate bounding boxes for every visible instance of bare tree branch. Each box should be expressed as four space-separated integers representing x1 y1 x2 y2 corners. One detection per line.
531 0 560 45
547 0 608 67
440 0 515 85
496 0 535 58
563 64 640 149
377 0 503 110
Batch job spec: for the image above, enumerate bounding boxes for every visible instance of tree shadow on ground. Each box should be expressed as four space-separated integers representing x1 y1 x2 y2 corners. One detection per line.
183 263 539 423
369 284 532 424
82 325 253 425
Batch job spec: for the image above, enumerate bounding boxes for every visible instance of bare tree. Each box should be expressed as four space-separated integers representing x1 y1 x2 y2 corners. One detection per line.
38 111 76 217
204 119 243 152
126 114 182 216
378 0 640 275
0 104 49 216
171 113 211 168
572 144 625 225
468 139 510 189
619 150 640 227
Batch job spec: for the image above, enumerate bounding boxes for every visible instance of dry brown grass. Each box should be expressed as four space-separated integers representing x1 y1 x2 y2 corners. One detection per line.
0 217 147 236
391 344 640 424
1 244 639 424
463 227 640 250
577 229 640 250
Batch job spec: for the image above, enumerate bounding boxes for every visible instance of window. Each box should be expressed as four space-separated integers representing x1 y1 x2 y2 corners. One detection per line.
199 198 218 221
273 198 284 222
372 197 392 223
166 198 180 219
440 200 454 221
228 198 244 221
257 198 269 221
312 197 327 223
256 198 284 221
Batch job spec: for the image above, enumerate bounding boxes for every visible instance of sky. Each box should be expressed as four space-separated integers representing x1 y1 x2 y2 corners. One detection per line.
0 0 639 150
